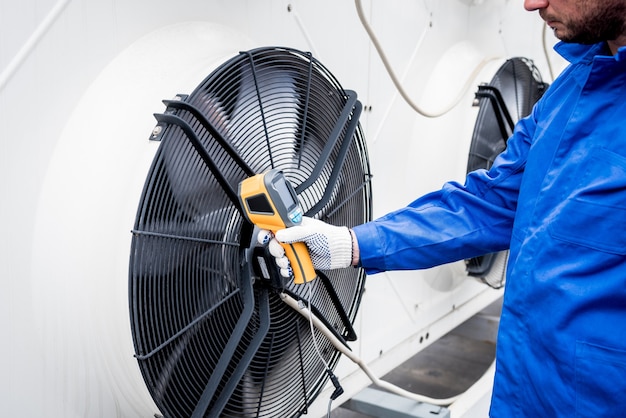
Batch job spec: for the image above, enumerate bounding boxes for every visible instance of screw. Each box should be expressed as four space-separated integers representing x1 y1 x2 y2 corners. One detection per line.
151 125 163 138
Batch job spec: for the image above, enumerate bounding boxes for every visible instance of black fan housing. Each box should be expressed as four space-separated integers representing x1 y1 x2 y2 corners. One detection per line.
465 57 548 287
129 47 372 418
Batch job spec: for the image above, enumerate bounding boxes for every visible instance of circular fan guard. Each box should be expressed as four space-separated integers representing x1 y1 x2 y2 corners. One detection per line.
129 47 372 418
465 57 547 288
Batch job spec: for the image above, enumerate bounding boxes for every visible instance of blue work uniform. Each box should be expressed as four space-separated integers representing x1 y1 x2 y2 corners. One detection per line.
353 41 626 417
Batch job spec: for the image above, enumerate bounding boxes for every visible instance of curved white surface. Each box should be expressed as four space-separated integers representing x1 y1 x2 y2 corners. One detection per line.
19 21 252 418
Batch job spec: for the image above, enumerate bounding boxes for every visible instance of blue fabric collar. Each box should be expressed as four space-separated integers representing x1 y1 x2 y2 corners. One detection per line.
555 41 626 64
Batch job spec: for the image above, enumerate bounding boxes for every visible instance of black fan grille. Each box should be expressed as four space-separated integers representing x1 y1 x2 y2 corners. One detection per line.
467 57 547 173
130 47 371 418
465 57 547 287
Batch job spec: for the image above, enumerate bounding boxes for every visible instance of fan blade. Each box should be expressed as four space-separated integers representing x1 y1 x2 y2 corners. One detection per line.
295 90 359 194
154 113 243 210
305 99 363 217
161 99 255 177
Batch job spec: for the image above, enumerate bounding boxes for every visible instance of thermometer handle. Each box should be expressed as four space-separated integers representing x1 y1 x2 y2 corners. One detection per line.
281 240 317 284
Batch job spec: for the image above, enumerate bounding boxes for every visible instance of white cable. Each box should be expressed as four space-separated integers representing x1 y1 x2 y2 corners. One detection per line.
306 282 331 370
354 0 498 118
280 292 461 407
303 283 342 418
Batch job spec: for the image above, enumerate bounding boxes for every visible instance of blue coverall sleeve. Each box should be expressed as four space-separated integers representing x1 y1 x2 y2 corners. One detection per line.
353 112 537 274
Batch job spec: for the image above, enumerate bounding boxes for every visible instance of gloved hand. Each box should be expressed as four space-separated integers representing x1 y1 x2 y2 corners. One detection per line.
258 217 355 278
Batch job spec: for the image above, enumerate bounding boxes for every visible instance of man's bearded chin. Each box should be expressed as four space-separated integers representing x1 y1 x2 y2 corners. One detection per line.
542 7 626 45
570 19 626 44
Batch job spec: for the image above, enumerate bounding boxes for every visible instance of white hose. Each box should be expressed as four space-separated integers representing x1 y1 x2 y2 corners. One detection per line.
354 0 497 118
280 292 461 406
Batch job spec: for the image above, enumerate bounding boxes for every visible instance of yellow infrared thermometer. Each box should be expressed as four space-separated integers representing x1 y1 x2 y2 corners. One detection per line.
238 169 317 284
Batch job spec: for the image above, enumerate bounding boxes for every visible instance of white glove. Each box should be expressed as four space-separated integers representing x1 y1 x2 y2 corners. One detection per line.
258 217 354 278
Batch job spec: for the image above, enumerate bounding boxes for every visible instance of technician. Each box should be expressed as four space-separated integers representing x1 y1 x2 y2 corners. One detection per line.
267 0 626 416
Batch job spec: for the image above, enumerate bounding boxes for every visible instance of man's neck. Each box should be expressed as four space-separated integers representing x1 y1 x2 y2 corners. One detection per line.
607 35 626 54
